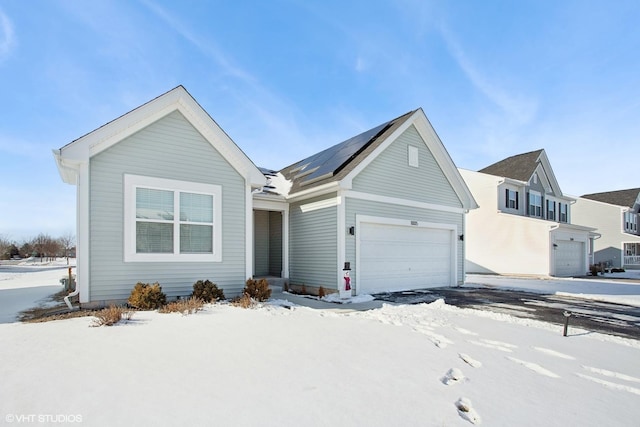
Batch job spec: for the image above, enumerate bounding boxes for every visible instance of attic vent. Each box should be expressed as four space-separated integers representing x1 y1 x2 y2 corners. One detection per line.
408 146 419 168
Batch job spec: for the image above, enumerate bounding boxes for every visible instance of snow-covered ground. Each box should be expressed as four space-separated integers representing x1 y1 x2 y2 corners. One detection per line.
1 268 640 426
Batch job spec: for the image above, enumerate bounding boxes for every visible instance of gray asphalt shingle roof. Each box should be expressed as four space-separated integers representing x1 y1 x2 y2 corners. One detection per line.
581 188 640 208
478 149 544 181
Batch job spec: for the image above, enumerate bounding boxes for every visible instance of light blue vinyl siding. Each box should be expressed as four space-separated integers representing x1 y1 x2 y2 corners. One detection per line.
345 198 465 286
353 125 463 209
89 110 246 302
289 194 338 288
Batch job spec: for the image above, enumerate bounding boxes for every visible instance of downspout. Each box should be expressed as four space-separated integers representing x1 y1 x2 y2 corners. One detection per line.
64 266 79 310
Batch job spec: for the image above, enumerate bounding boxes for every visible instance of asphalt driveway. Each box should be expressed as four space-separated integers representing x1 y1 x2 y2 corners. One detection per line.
373 287 640 340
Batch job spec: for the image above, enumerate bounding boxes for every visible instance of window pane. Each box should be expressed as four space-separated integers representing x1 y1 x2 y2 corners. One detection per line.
136 188 174 220
180 224 213 253
136 222 174 253
180 193 213 223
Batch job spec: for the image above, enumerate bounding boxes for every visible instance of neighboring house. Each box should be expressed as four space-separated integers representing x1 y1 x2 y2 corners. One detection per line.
54 86 478 306
459 149 598 277
572 189 640 269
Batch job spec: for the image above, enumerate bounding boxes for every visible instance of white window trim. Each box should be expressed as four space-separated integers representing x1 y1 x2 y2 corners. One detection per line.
124 174 222 262
529 190 542 217
408 146 419 168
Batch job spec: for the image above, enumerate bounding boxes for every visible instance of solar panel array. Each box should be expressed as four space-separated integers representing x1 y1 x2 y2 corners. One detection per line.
289 120 392 186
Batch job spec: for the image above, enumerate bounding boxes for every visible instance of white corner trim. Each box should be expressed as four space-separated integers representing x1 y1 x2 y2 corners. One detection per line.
336 195 346 292
245 184 253 280
343 190 467 214
77 162 90 303
123 174 222 263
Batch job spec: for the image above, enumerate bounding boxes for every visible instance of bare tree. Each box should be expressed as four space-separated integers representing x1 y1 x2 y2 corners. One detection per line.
0 234 12 260
58 232 76 265
31 233 60 262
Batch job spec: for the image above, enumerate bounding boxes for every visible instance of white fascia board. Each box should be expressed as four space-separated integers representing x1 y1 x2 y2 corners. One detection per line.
342 109 478 210
537 150 564 196
286 181 341 203
52 150 81 185
57 86 265 188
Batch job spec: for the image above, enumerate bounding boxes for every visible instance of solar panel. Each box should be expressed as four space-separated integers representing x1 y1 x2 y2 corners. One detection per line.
290 120 392 185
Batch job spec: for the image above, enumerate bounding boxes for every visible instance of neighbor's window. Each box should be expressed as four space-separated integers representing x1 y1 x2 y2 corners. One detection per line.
124 175 221 262
546 199 556 221
624 211 638 233
559 203 568 223
506 189 519 210
528 192 542 217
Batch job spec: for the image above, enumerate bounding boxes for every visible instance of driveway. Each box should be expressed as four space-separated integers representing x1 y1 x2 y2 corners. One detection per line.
373 287 640 340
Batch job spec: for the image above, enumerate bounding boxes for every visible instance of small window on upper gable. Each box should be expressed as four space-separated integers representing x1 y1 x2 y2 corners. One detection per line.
408 146 419 168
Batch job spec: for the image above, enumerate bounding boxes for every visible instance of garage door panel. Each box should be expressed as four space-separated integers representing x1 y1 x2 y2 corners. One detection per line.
554 240 584 277
359 222 453 294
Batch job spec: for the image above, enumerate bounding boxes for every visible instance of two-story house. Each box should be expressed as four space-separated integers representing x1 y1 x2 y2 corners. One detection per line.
459 149 598 277
572 188 640 269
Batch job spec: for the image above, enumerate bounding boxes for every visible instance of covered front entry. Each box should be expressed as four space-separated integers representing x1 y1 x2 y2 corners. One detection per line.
357 218 456 294
254 210 284 277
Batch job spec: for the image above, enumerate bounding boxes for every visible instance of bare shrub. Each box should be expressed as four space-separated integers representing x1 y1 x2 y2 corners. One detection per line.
191 280 225 302
92 305 133 327
243 278 271 302
231 293 255 309
318 286 326 298
128 282 166 310
159 297 204 315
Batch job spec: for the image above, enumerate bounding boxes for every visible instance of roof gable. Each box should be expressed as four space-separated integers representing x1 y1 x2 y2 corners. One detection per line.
54 86 265 187
280 109 478 210
582 188 640 209
479 149 564 196
479 149 543 181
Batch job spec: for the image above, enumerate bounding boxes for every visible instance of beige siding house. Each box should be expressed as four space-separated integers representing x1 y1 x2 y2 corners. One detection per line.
460 149 598 277
572 189 640 269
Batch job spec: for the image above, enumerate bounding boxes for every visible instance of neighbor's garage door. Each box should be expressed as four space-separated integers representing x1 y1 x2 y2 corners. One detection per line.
359 222 453 294
554 240 585 277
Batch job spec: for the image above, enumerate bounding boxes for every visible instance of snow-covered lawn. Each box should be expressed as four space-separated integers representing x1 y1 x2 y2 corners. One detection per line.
1 268 640 426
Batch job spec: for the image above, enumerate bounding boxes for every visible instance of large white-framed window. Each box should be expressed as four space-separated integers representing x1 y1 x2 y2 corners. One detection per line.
528 191 542 217
124 175 222 262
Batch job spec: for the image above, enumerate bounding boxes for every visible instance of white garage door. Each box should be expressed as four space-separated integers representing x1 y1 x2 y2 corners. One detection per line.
554 240 585 277
359 222 453 294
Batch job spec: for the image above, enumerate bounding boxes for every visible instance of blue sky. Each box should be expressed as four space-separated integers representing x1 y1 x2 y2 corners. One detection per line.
1 0 639 241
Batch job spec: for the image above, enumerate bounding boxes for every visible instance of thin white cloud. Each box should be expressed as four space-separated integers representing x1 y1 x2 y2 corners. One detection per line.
0 9 16 59
440 25 537 126
139 0 255 84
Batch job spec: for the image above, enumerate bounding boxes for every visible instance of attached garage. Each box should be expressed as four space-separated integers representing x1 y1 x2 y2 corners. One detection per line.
553 240 585 277
357 219 456 294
